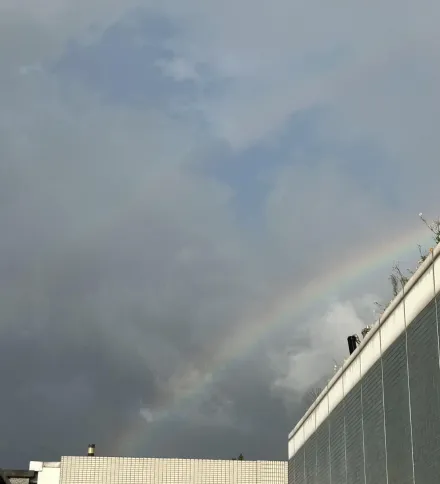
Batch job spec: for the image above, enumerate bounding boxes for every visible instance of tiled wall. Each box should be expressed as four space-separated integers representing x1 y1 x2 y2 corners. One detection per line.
60 457 287 484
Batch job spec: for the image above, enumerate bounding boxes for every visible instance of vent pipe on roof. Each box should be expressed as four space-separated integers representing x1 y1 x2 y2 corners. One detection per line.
347 335 357 355
88 444 95 457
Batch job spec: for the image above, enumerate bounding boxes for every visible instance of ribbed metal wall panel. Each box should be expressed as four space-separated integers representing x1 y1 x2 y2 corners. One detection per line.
361 360 386 484
408 297 440 483
304 433 316 484
344 384 363 484
293 447 305 484
381 332 413 484
315 422 330 484
328 403 345 484
288 457 295 484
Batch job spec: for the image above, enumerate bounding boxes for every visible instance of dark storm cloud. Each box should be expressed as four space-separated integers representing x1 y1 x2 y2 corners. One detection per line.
4 0 440 472
0 258 159 465
0 64 288 466
125 355 293 461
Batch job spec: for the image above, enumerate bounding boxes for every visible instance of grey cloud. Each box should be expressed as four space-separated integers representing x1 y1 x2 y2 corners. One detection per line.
3 0 440 472
0 64 289 467
133 356 291 460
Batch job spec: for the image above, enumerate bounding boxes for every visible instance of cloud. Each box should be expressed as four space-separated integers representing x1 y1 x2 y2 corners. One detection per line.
270 297 378 408
2 0 440 469
0 47 286 465
156 57 199 82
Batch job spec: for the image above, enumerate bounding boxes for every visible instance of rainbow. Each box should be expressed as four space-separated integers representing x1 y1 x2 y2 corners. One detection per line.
113 222 432 456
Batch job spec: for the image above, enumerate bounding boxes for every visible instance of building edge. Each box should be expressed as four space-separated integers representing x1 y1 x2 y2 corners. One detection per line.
288 241 440 458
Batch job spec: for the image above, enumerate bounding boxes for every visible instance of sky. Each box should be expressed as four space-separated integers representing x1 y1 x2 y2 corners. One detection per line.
2 0 440 468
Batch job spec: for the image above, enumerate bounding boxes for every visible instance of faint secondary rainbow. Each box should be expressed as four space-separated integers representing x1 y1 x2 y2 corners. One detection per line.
113 223 432 456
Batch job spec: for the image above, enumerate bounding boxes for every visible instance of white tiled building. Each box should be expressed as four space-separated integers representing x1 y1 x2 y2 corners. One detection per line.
30 457 287 484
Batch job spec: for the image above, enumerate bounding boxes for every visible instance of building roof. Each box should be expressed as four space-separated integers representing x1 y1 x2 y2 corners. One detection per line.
288 242 440 458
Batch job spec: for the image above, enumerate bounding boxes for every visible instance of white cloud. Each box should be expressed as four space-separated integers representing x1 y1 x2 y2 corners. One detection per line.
271 296 377 406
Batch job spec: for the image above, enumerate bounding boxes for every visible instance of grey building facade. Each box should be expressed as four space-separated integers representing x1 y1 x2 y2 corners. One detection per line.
288 245 440 484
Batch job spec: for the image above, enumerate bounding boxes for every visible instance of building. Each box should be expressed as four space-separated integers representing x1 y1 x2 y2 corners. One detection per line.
3 457 286 484
288 244 440 484
0 463 59 484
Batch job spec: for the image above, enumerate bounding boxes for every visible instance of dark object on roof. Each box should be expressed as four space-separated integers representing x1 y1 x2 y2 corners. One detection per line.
347 335 358 355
